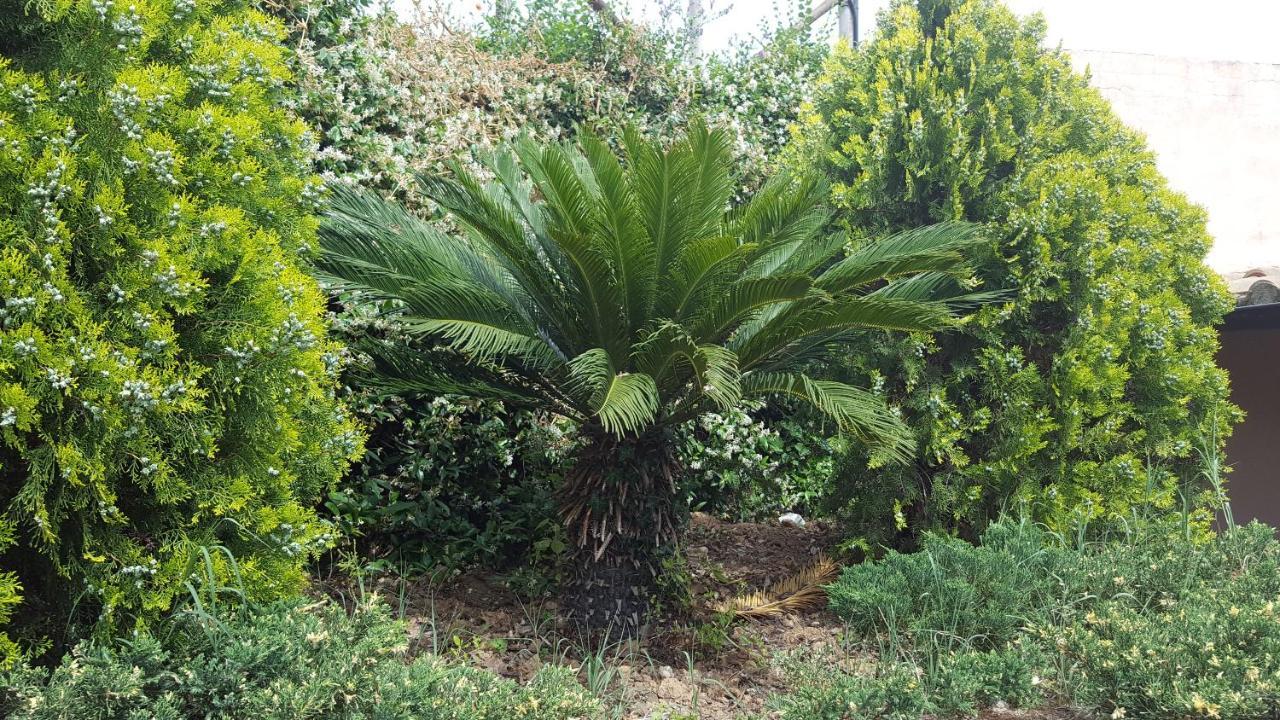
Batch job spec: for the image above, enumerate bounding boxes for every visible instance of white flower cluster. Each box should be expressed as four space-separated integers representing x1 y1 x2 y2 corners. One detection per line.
0 295 36 328
144 146 179 186
27 160 71 244
152 265 188 298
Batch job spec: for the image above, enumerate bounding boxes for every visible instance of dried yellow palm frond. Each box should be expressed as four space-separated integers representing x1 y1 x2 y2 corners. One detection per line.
714 555 840 619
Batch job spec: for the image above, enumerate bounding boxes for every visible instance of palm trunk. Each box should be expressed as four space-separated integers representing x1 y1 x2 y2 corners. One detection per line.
558 429 684 635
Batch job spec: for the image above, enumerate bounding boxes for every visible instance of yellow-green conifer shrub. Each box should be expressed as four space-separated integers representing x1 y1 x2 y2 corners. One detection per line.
795 0 1236 542
0 521 18 669
0 0 361 650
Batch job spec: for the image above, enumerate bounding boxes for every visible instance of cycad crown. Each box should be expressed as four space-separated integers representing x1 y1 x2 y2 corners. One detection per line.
318 123 981 461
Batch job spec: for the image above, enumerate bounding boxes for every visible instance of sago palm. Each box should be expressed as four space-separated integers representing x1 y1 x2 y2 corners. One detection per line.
316 123 984 632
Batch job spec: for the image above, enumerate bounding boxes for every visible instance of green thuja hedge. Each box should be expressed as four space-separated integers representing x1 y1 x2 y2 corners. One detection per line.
0 0 361 653
795 0 1236 542
0 522 17 669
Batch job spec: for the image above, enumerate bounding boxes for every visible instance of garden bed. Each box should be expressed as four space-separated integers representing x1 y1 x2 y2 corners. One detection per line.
316 515 1085 719
321 514 844 718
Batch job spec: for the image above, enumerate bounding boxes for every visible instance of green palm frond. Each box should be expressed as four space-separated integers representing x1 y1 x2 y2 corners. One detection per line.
872 271 1011 310
731 294 956 371
594 372 661 436
352 341 548 409
741 372 914 463
396 318 556 366
566 347 615 404
817 221 984 293
730 173 831 250
580 133 656 336
694 275 814 341
691 344 742 411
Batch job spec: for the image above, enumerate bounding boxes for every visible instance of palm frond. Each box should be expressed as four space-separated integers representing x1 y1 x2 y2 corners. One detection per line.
742 372 914 463
732 294 956 370
419 164 581 350
594 372 660 436
624 125 706 288
714 556 840 619
693 275 813 342
872 271 1011 310
350 341 548 408
580 132 656 336
692 344 742 411
565 347 614 406
817 221 984 293
730 173 831 252
667 234 757 320
397 318 557 367
683 120 736 240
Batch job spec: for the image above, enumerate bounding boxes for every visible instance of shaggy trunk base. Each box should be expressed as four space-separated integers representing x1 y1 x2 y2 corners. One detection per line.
558 431 684 636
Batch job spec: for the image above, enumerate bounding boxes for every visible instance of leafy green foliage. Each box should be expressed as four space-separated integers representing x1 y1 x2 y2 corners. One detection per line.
0 599 599 719
802 515 1280 719
677 404 835 521
282 0 828 207
0 521 19 670
794 0 1236 542
0 0 360 649
325 394 575 571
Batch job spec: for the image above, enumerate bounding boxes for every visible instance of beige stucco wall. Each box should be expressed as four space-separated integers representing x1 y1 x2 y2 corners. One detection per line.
1069 50 1280 273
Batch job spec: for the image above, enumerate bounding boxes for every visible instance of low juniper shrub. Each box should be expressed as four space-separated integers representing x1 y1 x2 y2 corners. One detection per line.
0 598 599 720
780 515 1280 719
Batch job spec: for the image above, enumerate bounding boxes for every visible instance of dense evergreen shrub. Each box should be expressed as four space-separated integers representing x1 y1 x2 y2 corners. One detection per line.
0 599 599 719
325 393 575 571
677 403 835 521
794 0 1236 543
0 0 360 650
0 523 17 669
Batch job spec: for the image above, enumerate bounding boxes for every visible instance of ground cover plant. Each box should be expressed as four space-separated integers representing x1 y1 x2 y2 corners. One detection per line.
314 122 990 632
794 0 1236 545
0 0 360 657
776 513 1280 719
0 597 599 719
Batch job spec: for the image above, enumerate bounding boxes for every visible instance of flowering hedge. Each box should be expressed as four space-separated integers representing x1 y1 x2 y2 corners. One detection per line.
0 0 360 652
795 0 1235 542
678 404 835 521
279 0 828 203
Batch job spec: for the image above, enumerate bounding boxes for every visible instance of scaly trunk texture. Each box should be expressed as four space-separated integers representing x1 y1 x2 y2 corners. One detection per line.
558 430 685 635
